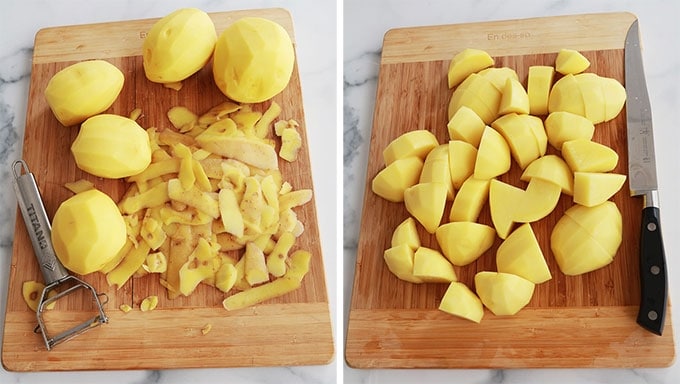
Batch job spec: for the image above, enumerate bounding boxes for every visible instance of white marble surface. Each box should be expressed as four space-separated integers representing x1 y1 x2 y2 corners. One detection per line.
0 0 337 383
343 0 679 383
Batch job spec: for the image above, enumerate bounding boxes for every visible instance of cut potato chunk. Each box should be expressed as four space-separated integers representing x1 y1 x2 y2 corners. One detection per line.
576 73 607 124
521 155 574 195
448 140 477 189
448 74 501 124
498 77 530 115
391 217 421 250
383 130 439 166
420 145 454 200
514 178 562 223
447 106 485 147
371 156 424 203
573 172 626 207
383 243 423 283
551 202 622 275
544 111 595 150
561 139 619 173
474 271 535 316
548 74 585 116
447 48 495 88
412 247 458 283
527 65 555 115
439 281 484 323
478 67 519 92
491 113 541 169
404 182 448 234
496 223 552 284
435 222 496 266
449 177 490 222
473 126 511 179
555 49 590 75
489 179 523 239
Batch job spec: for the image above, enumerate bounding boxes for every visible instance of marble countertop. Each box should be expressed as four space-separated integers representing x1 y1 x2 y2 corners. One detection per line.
0 0 337 383
344 0 679 383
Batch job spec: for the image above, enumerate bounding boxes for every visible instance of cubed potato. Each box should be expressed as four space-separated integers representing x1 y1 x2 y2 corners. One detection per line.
448 140 477 189
498 77 530 115
573 172 626 207
412 247 458 283
447 106 485 147
403 182 448 234
382 130 439 166
371 156 424 202
473 126 511 179
555 49 590 75
383 243 424 283
391 217 421 250
491 113 541 169
496 223 552 284
474 271 535 316
447 48 494 88
489 179 523 239
478 67 519 92
435 222 496 266
561 139 619 173
527 65 555 115
521 154 574 195
548 74 585 116
439 281 484 323
449 177 490 222
513 178 562 223
544 111 595 150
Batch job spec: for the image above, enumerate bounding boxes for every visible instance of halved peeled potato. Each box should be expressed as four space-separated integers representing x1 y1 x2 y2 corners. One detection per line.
496 223 552 284
435 222 496 266
475 271 535 316
439 281 484 323
473 126 511 179
403 182 448 234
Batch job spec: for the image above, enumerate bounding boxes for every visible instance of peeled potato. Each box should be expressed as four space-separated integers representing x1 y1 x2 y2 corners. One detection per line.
213 17 295 103
51 189 127 275
143 8 217 83
44 60 124 126
71 114 152 179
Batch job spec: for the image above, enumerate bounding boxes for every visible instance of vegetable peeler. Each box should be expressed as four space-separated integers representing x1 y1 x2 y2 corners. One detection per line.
12 160 109 350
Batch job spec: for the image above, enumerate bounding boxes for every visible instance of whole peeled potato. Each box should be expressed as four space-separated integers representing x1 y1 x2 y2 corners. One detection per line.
143 8 217 83
213 17 295 103
44 60 124 126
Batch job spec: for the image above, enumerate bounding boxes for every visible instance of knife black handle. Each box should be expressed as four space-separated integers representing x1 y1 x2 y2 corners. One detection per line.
636 206 667 335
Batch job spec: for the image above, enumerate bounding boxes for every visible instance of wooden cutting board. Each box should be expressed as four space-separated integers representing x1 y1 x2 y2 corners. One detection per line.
2 8 333 371
346 12 675 369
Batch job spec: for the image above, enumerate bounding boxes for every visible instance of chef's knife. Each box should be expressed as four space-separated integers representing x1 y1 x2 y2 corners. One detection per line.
625 19 667 336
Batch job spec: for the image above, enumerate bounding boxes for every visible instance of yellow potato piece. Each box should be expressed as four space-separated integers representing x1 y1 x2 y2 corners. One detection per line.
167 106 198 132
548 73 585 116
544 111 595 150
52 189 127 275
140 295 159 312
403 182 447 234
64 179 95 194
489 179 523 239
448 140 477 189
213 17 294 103
573 172 626 207
439 281 483 323
382 130 439 166
390 216 420 251
555 49 591 75
447 48 495 88
279 128 302 162
266 232 295 277
575 73 607 124
449 177 490 222
521 155 574 195
22 281 56 312
435 222 495 266
496 223 552 284
601 76 627 121
513 178 562 223
491 113 541 169
44 60 124 126
449 74 501 123
478 67 519 92
561 139 619 173
383 243 423 283
498 77 530 115
244 242 269 286
473 126 511 180
447 106 485 147
143 8 217 83
419 148 454 201
71 114 152 179
371 156 424 203
527 65 555 116
475 271 535 316
412 247 457 283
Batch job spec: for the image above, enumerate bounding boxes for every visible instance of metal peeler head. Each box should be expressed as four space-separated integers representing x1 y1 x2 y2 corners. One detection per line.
35 275 109 350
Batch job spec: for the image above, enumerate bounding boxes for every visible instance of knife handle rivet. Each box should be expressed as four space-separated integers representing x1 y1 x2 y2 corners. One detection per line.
646 222 657 232
647 310 658 321
650 265 661 275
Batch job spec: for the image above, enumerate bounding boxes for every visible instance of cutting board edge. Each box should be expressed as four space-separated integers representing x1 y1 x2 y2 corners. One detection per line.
380 11 638 64
345 305 675 369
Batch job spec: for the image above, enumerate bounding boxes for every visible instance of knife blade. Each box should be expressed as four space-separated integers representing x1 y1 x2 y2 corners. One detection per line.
625 19 667 336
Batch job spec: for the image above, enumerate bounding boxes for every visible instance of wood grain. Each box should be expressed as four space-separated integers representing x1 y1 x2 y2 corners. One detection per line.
346 12 675 368
3 8 333 371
